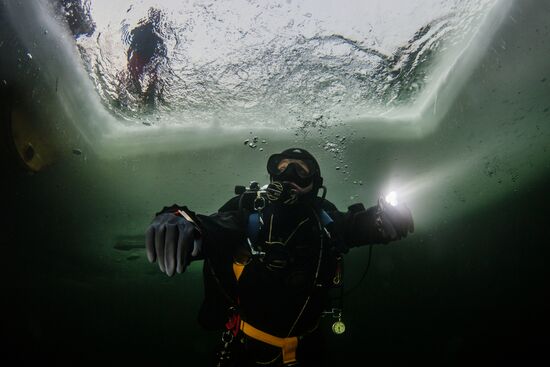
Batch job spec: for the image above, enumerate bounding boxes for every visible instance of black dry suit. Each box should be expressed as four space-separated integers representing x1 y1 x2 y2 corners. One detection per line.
181 191 378 367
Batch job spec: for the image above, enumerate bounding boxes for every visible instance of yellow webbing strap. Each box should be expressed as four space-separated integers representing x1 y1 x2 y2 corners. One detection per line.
233 262 245 281
240 320 298 364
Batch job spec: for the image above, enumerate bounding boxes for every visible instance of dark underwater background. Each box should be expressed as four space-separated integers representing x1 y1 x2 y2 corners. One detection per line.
1 0 549 366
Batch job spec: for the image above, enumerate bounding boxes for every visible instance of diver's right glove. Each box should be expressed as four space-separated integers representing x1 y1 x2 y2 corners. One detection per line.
145 206 202 276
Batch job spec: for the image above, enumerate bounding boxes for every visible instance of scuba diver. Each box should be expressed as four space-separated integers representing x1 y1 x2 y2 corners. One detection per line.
145 148 414 366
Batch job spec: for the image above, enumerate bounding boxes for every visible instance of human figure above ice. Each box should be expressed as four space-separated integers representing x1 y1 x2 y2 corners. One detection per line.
126 7 166 109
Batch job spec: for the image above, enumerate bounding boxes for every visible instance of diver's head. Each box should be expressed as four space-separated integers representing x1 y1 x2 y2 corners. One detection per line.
266 148 323 204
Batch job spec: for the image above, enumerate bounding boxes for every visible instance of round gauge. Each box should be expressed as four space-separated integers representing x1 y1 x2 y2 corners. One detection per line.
332 320 346 335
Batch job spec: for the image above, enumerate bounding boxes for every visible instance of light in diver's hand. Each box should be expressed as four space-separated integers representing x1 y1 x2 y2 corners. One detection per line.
384 191 398 207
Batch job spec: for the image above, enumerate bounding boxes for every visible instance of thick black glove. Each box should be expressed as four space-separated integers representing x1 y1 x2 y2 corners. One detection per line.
376 197 414 243
145 212 200 276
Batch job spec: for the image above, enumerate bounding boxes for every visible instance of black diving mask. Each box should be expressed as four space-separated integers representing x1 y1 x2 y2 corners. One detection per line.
267 156 317 188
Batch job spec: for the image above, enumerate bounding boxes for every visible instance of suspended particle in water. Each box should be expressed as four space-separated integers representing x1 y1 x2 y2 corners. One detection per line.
142 121 152 126
26 53 32 60
244 139 250 145
259 148 264 152
72 148 82 155
335 166 340 170
262 140 267 144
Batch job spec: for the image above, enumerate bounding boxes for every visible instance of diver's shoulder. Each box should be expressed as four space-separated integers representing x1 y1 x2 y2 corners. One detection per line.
218 195 241 212
316 197 339 212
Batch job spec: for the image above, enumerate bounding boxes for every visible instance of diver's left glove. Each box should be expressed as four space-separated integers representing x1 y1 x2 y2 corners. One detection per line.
145 205 202 276
375 198 414 243
345 199 414 246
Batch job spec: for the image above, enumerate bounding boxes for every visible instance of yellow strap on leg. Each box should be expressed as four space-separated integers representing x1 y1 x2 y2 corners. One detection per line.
240 320 298 364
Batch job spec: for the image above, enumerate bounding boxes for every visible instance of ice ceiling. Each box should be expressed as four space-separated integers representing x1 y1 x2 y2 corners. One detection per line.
71 0 498 129
4 0 511 156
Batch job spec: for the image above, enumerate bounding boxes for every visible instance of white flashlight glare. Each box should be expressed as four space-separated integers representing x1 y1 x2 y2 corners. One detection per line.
385 191 398 207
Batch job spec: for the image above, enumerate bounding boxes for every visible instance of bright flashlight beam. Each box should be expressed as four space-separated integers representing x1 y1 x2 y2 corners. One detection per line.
385 191 398 206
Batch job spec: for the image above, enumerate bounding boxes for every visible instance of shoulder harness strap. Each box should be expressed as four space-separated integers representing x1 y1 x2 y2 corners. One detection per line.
247 209 332 241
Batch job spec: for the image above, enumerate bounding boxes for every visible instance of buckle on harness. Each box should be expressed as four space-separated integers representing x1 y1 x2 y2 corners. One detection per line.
240 320 299 365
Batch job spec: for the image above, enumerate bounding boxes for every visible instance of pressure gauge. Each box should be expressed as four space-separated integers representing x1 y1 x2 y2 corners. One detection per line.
332 320 346 335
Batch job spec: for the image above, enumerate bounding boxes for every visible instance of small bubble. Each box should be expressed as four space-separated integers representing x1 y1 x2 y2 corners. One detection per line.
335 166 340 170
244 139 249 145
259 148 264 152
26 53 33 60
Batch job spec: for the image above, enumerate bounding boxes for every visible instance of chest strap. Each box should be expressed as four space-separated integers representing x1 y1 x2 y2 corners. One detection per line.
247 209 333 243
240 320 298 365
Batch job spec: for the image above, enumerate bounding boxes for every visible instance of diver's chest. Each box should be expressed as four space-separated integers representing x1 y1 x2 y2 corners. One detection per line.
232 235 329 296
234 210 331 292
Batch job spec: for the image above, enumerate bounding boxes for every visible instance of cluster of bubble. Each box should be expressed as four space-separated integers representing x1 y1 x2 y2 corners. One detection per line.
243 133 267 152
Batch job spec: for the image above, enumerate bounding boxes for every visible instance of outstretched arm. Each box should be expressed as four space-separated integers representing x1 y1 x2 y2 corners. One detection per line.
145 204 244 276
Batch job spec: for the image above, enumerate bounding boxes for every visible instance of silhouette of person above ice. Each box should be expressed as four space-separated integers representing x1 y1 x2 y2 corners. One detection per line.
126 7 167 110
